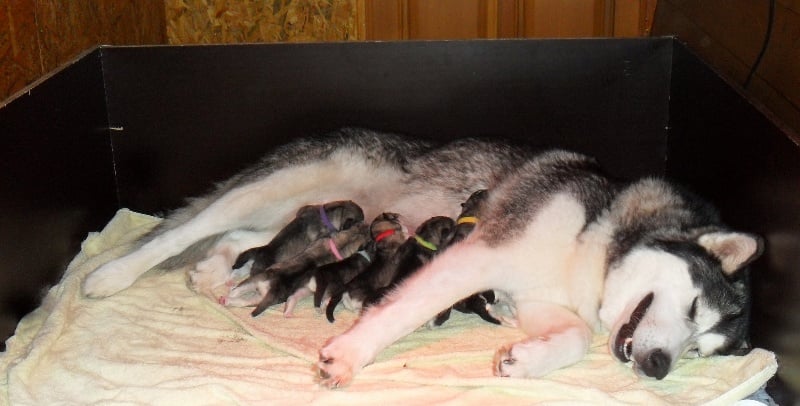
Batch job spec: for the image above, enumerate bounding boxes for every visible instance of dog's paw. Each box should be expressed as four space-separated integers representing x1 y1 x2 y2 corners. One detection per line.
317 336 367 389
83 259 139 298
493 337 551 378
188 254 232 292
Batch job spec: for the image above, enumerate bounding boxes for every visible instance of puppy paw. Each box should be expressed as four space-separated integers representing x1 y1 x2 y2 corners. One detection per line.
222 281 263 307
498 315 519 328
493 337 551 378
83 259 139 298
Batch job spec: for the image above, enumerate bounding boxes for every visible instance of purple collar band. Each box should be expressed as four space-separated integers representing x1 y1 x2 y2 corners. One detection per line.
319 205 338 233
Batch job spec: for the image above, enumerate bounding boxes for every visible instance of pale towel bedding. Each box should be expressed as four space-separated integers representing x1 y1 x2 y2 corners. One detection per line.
0 209 777 405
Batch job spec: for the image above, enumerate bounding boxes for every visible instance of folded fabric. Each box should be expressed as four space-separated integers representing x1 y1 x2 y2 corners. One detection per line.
0 209 778 405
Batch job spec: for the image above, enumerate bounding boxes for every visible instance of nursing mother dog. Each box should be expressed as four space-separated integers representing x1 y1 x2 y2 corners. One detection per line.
82 127 763 388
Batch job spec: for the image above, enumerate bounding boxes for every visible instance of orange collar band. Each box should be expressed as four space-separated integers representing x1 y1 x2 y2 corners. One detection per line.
456 216 478 225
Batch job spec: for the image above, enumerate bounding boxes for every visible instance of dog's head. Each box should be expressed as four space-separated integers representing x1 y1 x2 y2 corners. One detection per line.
599 230 764 379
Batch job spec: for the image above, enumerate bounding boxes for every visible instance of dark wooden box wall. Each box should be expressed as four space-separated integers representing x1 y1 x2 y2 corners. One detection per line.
0 38 797 398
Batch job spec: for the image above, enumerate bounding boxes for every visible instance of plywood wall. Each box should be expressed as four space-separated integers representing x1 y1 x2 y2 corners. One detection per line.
1 0 166 104
164 0 359 43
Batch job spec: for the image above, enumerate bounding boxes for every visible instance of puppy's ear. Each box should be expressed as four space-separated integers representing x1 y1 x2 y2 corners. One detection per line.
340 218 359 231
697 231 764 275
345 201 365 222
295 205 317 217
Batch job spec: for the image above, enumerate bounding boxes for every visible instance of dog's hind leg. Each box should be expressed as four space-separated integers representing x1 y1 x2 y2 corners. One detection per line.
83 154 394 298
189 229 276 294
493 302 592 378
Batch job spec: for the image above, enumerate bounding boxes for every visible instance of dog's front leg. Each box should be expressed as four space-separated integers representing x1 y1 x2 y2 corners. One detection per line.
317 244 495 388
494 302 592 378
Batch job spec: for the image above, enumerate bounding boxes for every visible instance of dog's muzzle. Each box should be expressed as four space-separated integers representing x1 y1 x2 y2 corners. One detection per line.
612 293 653 362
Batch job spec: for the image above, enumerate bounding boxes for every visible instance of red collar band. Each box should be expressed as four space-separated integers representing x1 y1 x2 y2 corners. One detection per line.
374 229 396 243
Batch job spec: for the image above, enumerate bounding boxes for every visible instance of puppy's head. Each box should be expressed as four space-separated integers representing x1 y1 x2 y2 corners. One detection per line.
459 189 489 218
321 200 365 231
599 230 763 379
414 216 456 251
369 212 407 250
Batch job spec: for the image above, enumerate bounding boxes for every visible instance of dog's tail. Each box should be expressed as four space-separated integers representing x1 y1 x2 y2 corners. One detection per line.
152 233 225 271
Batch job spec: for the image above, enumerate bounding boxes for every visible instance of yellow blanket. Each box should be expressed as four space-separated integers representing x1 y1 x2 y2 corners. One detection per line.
0 210 777 405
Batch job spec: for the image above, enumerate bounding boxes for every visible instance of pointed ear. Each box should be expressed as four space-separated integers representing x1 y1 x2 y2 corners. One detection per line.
697 231 765 275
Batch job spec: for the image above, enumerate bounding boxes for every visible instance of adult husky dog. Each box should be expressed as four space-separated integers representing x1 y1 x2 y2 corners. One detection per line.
82 128 763 388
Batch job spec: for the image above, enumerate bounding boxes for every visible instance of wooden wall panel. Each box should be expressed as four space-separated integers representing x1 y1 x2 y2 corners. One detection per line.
407 0 490 39
365 0 404 39
653 0 800 138
0 0 166 104
613 0 658 37
1 0 41 101
364 0 654 40
522 0 604 37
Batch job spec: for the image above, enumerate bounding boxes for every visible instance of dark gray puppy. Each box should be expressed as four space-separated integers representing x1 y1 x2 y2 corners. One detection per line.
324 213 408 322
314 213 406 316
232 200 364 273
233 222 370 317
326 216 455 321
432 189 503 327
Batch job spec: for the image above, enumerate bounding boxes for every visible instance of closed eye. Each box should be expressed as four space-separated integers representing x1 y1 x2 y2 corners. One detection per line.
688 296 699 321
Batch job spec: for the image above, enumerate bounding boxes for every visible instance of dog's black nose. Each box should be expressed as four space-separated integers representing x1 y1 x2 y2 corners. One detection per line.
640 349 670 380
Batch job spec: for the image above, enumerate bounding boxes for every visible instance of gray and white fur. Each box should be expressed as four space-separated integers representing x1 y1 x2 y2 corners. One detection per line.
82 128 763 388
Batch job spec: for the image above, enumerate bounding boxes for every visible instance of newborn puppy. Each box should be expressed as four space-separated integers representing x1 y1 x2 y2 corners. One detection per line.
432 189 503 327
365 216 455 307
232 200 364 274
314 213 405 315
327 216 454 321
229 222 370 316
324 213 408 322
220 200 363 312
